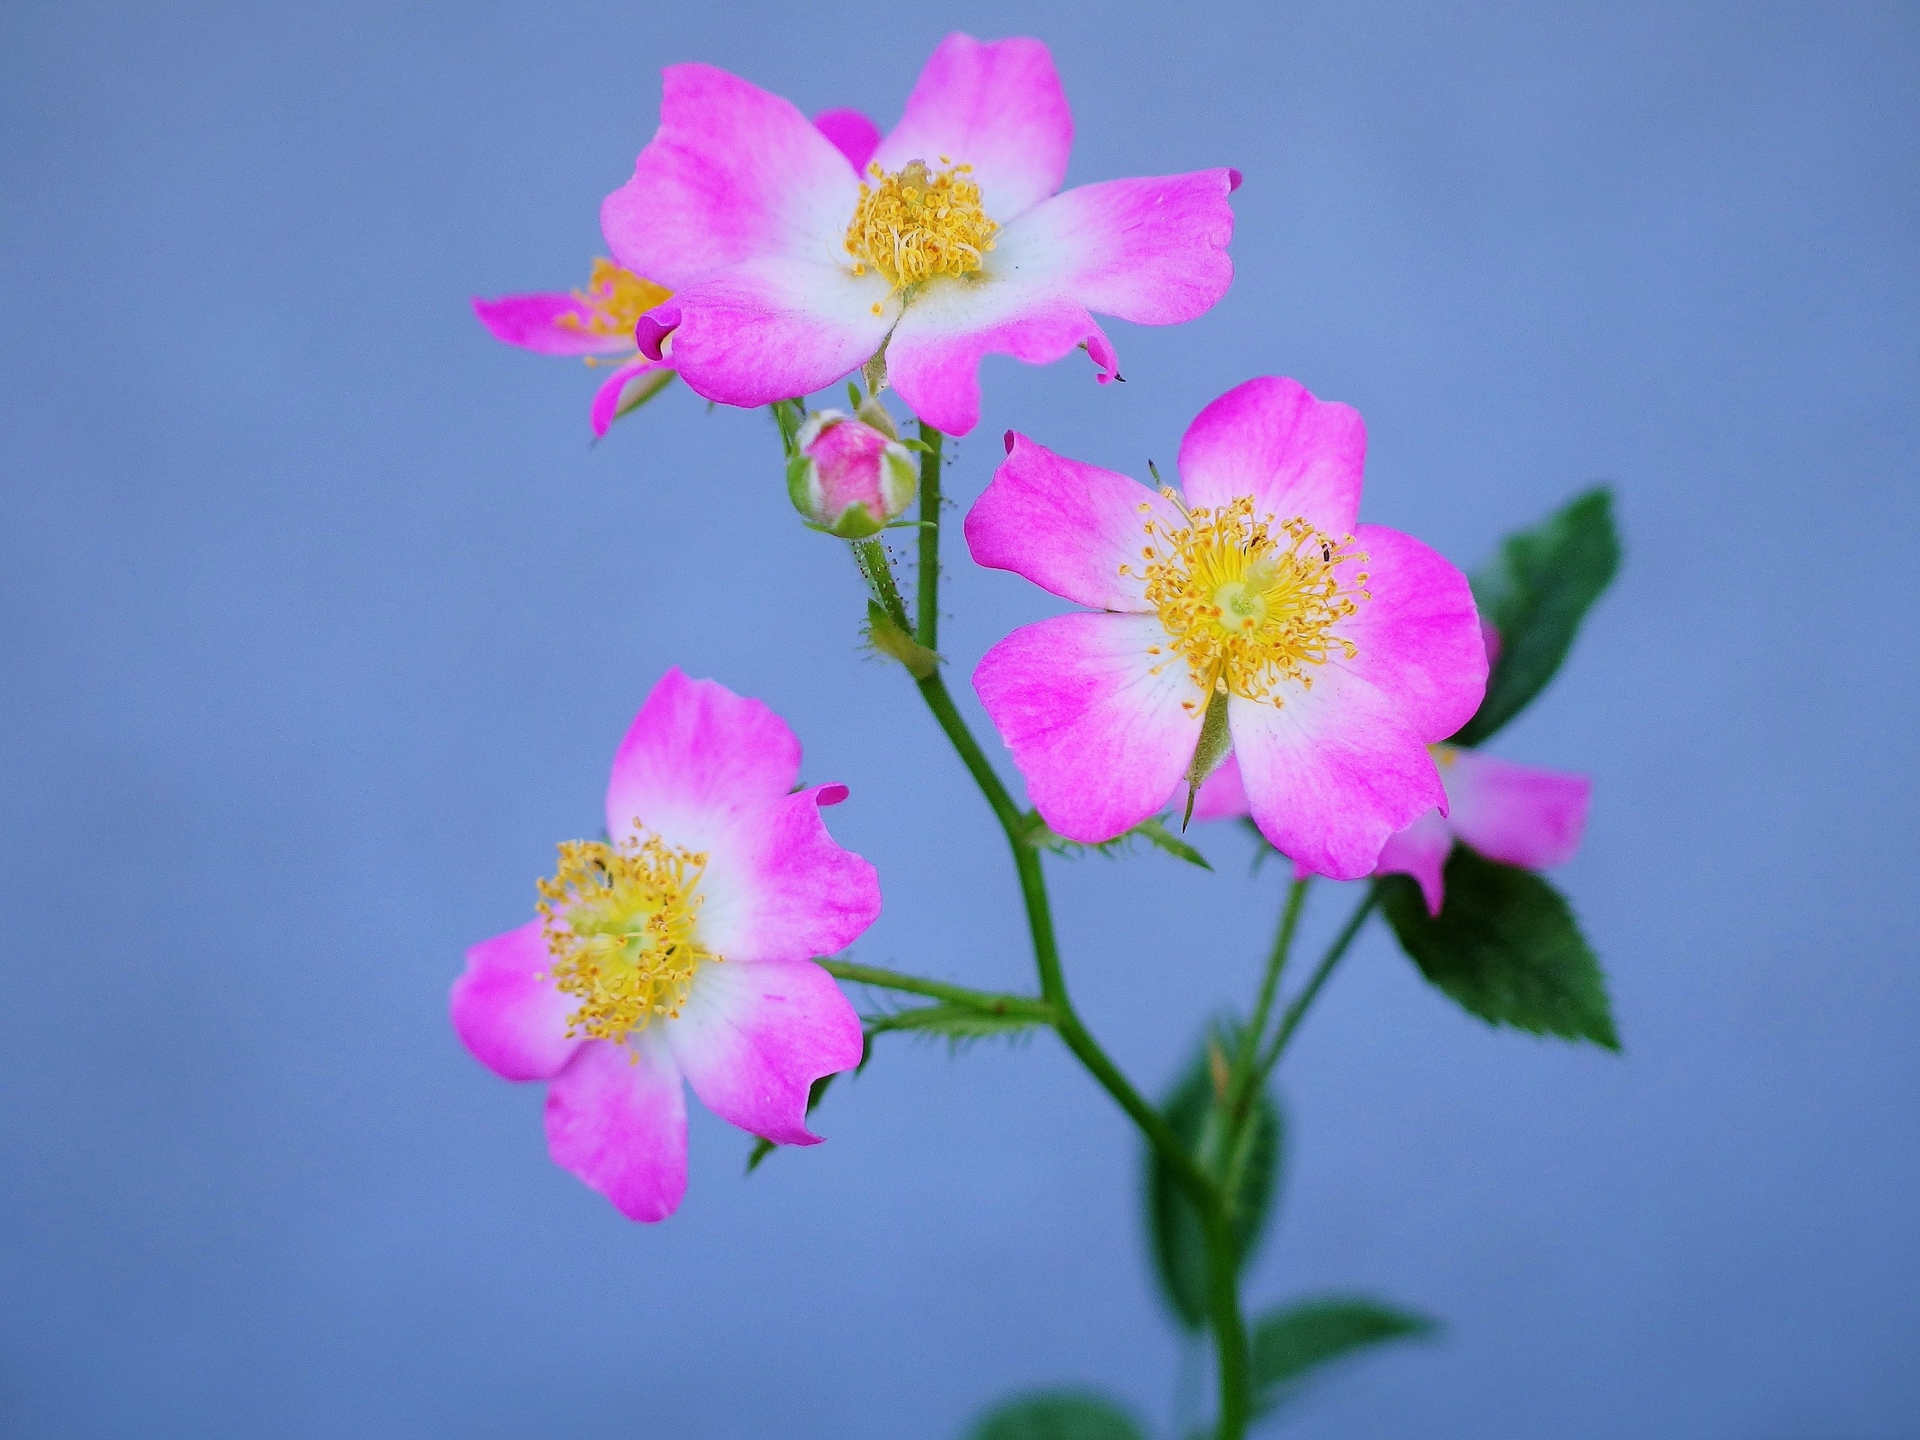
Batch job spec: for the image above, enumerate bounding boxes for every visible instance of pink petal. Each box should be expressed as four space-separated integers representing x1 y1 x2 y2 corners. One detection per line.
1441 748 1592 871
1188 751 1250 822
964 431 1175 611
1013 170 1238 325
812 107 881 173
973 611 1205 843
472 292 633 357
1177 377 1366 534
1372 808 1455 915
543 1034 688 1222
602 63 857 291
639 256 897 409
691 786 882 967
1336 524 1488 743
667 958 863 1145
1228 673 1447 881
604 668 802 845
450 920 582 1082
588 359 673 437
871 33 1072 224
887 271 1113 436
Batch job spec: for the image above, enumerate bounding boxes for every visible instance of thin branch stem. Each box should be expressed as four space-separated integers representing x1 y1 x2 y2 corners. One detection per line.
1255 887 1380 1085
914 422 943 651
817 959 1053 1020
852 536 912 631
1231 876 1311 1106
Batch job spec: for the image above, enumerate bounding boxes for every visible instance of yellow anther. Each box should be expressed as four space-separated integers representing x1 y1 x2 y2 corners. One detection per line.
535 830 713 1044
1135 495 1370 705
555 258 672 357
845 160 998 288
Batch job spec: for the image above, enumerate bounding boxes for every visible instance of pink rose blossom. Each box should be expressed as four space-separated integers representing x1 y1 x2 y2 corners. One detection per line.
473 257 677 437
966 376 1488 880
604 33 1239 436
1191 745 1591 914
451 669 878 1221
789 409 920 537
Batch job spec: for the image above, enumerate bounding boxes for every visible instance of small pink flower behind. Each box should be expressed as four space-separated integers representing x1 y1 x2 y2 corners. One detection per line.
473 257 677 437
605 33 1239 436
1191 746 1591 913
789 409 919 538
451 669 878 1221
966 376 1488 880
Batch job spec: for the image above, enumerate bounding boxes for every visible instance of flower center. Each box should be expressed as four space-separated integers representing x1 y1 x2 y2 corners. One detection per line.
845 159 998 290
1125 493 1371 707
555 257 672 350
536 831 713 1043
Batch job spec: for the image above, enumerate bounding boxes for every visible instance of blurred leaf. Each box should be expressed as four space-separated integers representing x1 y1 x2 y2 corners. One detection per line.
964 1389 1148 1440
1452 487 1620 746
1378 848 1620 1050
1146 1030 1284 1331
1248 1296 1437 1418
1029 814 1210 870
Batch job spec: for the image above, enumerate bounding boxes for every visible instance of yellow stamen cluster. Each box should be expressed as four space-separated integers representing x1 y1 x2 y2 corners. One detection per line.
1122 493 1371 708
556 257 672 362
535 831 713 1044
845 158 998 295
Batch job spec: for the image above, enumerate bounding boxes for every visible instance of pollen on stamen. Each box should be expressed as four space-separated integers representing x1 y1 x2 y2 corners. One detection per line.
535 830 714 1046
1138 494 1371 706
845 159 998 290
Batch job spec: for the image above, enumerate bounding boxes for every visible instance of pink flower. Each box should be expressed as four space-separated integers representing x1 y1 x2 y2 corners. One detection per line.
1191 745 1591 914
965 376 1488 880
473 257 678 437
604 33 1240 436
450 669 878 1221
789 409 920 537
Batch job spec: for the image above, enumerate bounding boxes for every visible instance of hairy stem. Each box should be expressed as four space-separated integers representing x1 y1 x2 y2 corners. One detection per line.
853 536 913 632
915 422 943 651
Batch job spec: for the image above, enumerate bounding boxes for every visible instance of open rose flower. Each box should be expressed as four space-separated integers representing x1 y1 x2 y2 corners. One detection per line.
473 257 678 437
966 376 1488 879
1191 744 1591 912
604 33 1239 436
451 669 877 1221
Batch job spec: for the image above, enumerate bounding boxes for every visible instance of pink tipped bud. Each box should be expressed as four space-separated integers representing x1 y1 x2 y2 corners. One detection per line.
788 409 919 539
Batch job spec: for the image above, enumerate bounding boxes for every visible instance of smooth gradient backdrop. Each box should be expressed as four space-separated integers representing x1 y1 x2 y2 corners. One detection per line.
3 2 1915 1437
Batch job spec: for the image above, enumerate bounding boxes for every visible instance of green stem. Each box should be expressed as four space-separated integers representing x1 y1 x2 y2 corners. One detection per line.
852 537 912 632
1255 888 1380 1085
915 422 943 650
854 417 1248 1438
1231 876 1311 1103
817 958 1051 1020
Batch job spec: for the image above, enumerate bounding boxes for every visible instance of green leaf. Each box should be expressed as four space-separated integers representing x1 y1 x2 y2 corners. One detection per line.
964 1389 1148 1440
1248 1296 1437 1417
1377 847 1620 1049
1452 487 1620 746
1145 1030 1284 1331
1028 814 1210 870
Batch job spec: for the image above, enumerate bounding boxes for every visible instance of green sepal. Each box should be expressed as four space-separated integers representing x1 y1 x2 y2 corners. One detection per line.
1145 1026 1284 1331
1183 688 1233 826
963 1389 1149 1440
1025 813 1210 870
1453 487 1620 746
609 367 675 424
1247 1296 1438 1418
866 599 941 678
1377 847 1620 1050
770 397 804 456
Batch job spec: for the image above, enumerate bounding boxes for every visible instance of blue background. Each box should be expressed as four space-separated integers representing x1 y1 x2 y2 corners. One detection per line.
3 2 1915 1436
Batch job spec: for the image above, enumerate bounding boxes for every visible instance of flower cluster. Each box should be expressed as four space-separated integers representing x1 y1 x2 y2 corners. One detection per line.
457 45 1606 1400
